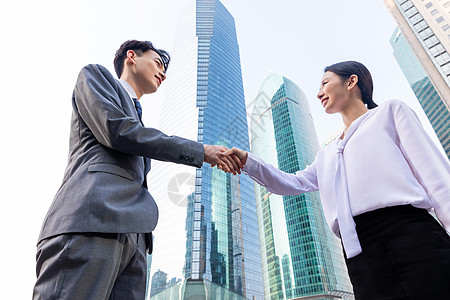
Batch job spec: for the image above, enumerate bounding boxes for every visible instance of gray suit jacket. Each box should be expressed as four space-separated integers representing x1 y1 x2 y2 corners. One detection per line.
38 64 204 243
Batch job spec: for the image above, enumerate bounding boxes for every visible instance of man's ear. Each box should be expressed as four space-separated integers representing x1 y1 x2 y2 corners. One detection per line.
347 74 358 90
126 50 137 65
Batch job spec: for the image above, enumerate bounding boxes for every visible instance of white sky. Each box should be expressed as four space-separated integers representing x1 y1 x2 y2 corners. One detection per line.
0 0 444 298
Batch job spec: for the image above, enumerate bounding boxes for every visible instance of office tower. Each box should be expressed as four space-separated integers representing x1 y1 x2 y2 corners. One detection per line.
390 27 450 158
249 72 354 299
145 254 152 299
382 0 450 110
147 0 263 299
150 270 168 296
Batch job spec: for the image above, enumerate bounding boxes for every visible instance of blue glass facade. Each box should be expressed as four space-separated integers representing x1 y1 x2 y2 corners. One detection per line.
390 27 450 159
191 1 263 297
148 0 263 299
250 73 353 299
149 278 249 299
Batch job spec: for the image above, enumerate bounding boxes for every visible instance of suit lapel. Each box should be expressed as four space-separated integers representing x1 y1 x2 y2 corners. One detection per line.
116 80 141 123
116 80 149 187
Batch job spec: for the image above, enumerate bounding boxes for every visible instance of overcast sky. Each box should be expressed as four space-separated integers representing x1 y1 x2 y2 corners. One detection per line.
0 0 444 298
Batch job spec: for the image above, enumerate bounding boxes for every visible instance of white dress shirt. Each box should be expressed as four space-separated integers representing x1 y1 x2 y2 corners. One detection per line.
243 99 450 258
119 79 138 102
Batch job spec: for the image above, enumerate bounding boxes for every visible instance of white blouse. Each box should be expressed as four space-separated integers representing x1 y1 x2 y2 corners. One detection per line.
243 99 450 258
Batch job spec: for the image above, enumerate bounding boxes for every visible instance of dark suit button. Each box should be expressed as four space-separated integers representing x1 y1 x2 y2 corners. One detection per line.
179 155 184 160
189 157 194 162
185 156 190 161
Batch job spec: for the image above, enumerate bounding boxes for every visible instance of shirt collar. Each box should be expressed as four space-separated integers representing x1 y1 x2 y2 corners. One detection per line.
119 79 138 101
336 108 375 145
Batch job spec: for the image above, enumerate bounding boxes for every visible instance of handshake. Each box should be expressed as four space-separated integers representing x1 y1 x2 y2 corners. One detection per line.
203 145 248 175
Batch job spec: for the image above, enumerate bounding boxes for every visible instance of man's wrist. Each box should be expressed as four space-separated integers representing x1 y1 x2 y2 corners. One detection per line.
203 144 209 162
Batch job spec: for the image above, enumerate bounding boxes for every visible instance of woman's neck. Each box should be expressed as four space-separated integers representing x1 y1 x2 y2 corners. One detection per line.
340 99 369 138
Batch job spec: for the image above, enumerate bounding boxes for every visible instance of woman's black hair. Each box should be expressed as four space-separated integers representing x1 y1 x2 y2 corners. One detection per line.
324 61 378 109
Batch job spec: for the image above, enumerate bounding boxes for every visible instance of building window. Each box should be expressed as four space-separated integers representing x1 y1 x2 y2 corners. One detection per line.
410 13 423 24
441 52 450 64
424 35 439 47
425 2 433 8
430 9 439 16
401 1 414 10
444 2 450 9
406 6 418 17
430 44 445 56
435 44 445 53
414 20 428 31
419 27 433 39
437 54 446 65
443 64 450 73
436 17 444 23
443 24 450 31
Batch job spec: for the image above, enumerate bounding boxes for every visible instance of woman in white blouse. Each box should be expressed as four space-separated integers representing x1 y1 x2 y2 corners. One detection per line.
222 61 450 299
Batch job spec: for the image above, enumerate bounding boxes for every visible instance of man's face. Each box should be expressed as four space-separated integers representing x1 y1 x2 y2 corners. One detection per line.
134 50 166 94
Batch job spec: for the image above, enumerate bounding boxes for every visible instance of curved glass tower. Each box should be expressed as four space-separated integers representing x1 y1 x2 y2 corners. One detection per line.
148 0 263 299
249 73 353 299
390 27 450 159
383 0 450 158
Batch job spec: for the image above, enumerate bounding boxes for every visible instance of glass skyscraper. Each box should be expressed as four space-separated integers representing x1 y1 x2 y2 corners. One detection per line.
249 73 354 300
147 0 263 299
390 27 450 159
383 0 450 120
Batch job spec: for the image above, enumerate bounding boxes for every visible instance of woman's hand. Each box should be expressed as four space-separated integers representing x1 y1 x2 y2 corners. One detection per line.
220 147 248 175
204 145 240 173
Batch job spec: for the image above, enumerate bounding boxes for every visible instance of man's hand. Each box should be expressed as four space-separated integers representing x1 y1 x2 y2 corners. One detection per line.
204 145 240 174
220 147 248 175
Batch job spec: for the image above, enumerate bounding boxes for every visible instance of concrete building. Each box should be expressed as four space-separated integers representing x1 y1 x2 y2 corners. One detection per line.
390 27 450 158
383 0 450 109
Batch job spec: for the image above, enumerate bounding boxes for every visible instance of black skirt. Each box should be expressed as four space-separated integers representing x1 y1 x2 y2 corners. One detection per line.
344 205 450 300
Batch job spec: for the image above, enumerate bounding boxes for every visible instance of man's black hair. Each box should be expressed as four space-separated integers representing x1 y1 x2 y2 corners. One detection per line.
113 40 170 78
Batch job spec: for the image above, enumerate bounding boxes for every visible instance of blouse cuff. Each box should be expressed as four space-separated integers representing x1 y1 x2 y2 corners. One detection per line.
243 152 261 175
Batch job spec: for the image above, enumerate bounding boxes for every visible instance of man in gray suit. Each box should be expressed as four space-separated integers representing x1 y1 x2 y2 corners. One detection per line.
33 40 239 300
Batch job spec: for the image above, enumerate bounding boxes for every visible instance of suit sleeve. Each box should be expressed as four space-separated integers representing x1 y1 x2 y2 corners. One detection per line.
74 64 204 167
242 152 319 195
393 100 450 232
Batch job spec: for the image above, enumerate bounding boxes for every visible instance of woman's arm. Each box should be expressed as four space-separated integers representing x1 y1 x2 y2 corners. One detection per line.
222 147 319 195
392 100 450 231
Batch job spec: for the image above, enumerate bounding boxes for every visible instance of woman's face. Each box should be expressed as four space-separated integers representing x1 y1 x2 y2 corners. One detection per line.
317 71 352 114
